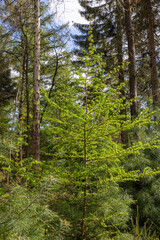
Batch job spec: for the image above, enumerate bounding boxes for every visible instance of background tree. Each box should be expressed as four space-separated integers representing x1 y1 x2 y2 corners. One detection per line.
136 0 159 107
32 0 41 162
124 0 138 118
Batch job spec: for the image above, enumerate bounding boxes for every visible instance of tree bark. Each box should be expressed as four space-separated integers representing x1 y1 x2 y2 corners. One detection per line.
25 44 30 158
116 0 128 145
146 0 159 106
124 0 138 118
19 48 25 162
32 0 40 162
20 3 30 158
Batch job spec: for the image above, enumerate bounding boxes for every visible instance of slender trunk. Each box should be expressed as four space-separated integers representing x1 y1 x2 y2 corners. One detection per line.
19 49 26 162
25 45 30 158
124 0 138 118
81 68 88 240
19 54 25 123
116 1 128 145
146 0 159 106
12 80 20 132
81 127 87 240
20 4 30 157
32 0 40 162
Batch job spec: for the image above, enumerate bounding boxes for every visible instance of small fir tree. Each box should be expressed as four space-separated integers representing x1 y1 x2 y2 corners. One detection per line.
41 25 160 239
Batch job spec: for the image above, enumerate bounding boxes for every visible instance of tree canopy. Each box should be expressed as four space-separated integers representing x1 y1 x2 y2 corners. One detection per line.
0 0 160 239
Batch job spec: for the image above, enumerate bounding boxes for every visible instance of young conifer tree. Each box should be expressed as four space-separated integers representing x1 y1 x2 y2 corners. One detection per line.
41 25 160 240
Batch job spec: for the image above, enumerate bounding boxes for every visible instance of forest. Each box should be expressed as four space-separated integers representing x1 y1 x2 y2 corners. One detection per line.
0 0 160 239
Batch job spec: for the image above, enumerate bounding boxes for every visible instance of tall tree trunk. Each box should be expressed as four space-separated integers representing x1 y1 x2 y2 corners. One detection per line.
146 0 159 106
19 49 25 163
124 0 138 118
81 125 87 240
116 0 128 145
32 0 40 162
25 44 30 158
81 65 88 240
20 6 30 157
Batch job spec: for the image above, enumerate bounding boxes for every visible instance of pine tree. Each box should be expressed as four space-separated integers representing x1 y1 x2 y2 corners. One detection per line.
0 0 70 184
73 0 116 72
73 0 139 119
124 0 138 118
32 0 41 163
136 0 159 107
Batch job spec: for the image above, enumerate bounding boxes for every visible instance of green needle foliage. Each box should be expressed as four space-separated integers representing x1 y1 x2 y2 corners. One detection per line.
0 184 70 240
40 26 160 239
0 25 160 240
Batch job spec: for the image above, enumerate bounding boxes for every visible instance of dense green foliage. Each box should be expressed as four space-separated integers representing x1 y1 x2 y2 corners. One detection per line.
0 0 160 239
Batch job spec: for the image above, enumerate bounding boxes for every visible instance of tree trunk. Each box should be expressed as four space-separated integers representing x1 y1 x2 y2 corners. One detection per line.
20 4 30 157
146 0 159 106
81 124 87 240
19 48 25 162
116 0 128 145
32 0 40 162
124 0 138 118
25 44 30 158
81 66 88 240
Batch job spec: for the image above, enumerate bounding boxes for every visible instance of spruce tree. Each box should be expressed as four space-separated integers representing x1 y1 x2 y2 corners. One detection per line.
135 0 159 107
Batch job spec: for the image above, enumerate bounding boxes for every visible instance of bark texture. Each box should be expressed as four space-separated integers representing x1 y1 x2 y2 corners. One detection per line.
19 52 25 162
146 0 159 106
32 0 40 162
116 0 128 145
124 0 138 118
25 44 30 158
